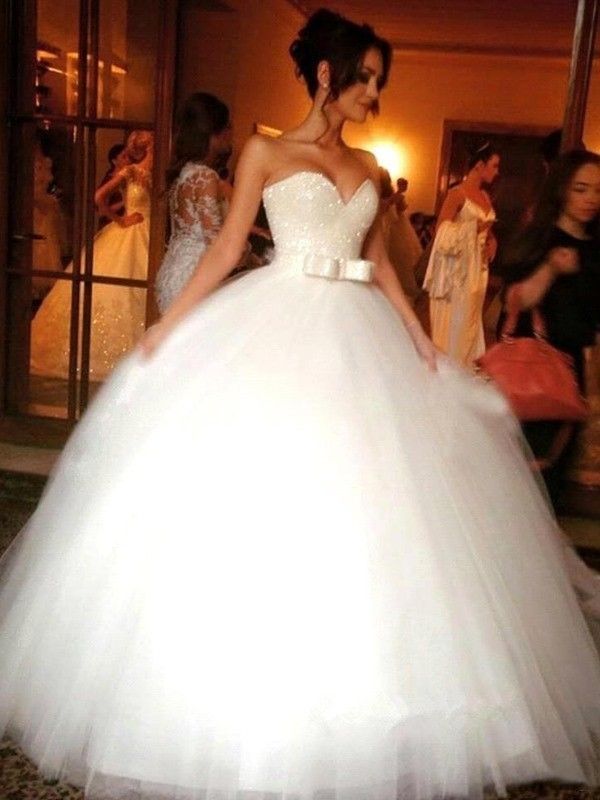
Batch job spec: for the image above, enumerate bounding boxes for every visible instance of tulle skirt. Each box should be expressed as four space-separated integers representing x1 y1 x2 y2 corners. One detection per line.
1 256 600 800
30 218 148 380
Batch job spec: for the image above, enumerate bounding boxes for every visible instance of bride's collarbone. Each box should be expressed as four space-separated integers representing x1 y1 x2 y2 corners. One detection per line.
265 139 370 193
263 166 372 202
461 189 493 216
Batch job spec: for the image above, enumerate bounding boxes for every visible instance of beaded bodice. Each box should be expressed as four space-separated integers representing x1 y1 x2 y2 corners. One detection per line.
123 165 152 215
262 171 378 260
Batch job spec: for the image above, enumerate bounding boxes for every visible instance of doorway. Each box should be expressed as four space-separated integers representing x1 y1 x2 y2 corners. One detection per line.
0 0 176 444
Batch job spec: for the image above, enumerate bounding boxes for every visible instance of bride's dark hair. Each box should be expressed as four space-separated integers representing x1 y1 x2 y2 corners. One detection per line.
466 141 500 172
166 93 230 188
290 9 391 113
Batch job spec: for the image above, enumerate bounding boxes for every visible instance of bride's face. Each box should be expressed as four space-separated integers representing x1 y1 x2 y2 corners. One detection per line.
333 47 384 124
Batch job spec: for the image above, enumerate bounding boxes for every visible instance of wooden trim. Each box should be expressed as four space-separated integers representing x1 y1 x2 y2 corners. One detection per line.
440 120 556 137
562 0 600 150
391 40 597 61
6 269 149 288
12 114 154 129
0 415 72 448
78 0 100 412
0 0 11 418
5 2 37 415
435 119 555 213
65 0 90 419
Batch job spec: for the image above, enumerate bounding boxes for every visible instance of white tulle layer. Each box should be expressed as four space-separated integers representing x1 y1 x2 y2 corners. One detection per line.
1 260 600 800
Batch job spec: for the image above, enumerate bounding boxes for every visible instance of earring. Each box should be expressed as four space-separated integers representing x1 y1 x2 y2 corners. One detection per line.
322 82 329 90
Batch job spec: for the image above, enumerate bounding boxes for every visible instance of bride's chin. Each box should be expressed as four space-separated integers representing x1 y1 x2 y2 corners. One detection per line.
348 108 368 123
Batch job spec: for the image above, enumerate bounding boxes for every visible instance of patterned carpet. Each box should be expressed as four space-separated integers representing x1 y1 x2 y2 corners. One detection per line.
0 474 599 799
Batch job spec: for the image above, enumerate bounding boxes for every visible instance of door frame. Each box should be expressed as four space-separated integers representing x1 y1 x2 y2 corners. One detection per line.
0 0 177 447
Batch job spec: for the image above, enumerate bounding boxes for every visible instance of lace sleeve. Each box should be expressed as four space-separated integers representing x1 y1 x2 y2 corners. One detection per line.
171 165 223 244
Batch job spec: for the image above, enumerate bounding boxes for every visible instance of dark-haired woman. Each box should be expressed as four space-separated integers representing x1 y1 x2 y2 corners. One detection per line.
155 92 232 312
1 10 599 800
500 149 600 503
424 143 500 366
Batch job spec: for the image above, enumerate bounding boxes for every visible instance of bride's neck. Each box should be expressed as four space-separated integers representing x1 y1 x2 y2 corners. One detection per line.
316 127 344 147
285 101 345 146
463 173 482 191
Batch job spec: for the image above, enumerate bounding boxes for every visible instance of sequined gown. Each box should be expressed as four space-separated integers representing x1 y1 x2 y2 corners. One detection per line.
30 165 149 381
1 171 600 800
155 162 223 314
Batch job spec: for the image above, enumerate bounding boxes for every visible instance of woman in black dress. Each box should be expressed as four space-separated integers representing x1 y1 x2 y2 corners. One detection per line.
500 149 600 505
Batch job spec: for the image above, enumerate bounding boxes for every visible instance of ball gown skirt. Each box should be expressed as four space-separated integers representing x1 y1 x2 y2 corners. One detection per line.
30 181 149 381
0 172 599 800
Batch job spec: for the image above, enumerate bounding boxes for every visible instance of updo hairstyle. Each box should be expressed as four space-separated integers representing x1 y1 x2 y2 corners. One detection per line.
466 141 499 172
289 8 391 113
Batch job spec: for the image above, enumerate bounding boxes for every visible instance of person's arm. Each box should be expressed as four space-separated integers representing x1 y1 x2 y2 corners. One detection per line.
435 188 464 230
141 136 269 355
507 247 578 310
94 168 141 227
174 165 224 246
360 156 437 370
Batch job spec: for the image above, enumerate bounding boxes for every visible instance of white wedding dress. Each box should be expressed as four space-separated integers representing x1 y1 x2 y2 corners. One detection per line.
30 165 149 381
1 171 600 800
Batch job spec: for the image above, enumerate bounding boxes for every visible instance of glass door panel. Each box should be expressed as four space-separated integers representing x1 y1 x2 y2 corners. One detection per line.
2 0 174 434
6 120 78 419
36 0 81 117
98 0 159 121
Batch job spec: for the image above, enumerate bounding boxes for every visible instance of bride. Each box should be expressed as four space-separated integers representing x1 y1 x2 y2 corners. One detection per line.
1 9 599 800
30 130 153 381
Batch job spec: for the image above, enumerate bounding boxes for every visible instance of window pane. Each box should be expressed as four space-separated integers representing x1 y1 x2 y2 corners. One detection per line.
26 275 74 419
36 0 81 117
98 0 160 120
10 122 77 286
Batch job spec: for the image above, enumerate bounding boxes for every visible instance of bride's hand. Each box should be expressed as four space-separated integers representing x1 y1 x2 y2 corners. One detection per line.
139 321 173 358
406 321 438 371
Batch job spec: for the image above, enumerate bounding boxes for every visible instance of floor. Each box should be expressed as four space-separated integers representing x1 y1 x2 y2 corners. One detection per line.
0 440 61 475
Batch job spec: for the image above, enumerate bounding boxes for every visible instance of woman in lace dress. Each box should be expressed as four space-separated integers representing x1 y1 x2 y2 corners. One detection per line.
424 142 500 366
30 130 153 381
155 93 232 313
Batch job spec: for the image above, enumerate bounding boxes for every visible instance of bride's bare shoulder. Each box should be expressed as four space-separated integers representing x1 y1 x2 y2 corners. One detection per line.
239 133 278 162
238 134 291 171
351 147 380 182
352 147 377 166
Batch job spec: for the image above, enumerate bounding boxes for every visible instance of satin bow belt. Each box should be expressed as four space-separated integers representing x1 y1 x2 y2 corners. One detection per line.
301 253 375 283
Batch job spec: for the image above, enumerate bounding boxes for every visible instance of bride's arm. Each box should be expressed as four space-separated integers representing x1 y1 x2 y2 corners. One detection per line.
142 136 269 355
364 219 437 371
360 157 436 370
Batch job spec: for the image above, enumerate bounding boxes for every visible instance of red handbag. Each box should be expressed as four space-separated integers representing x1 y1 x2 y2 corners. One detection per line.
476 298 588 422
